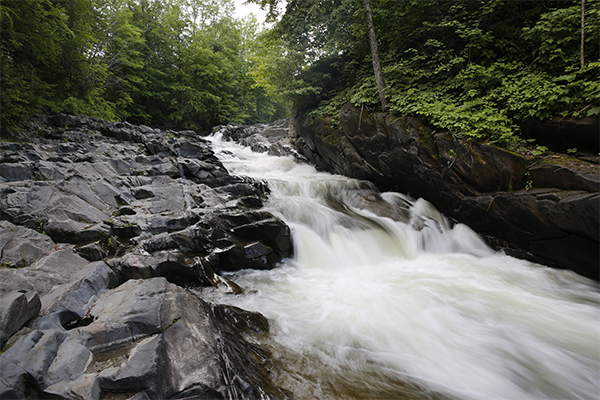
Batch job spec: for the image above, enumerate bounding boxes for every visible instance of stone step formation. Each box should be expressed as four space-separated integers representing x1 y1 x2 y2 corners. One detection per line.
0 114 293 399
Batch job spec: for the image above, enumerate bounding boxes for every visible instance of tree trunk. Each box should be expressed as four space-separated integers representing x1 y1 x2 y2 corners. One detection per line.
581 0 585 68
362 0 387 111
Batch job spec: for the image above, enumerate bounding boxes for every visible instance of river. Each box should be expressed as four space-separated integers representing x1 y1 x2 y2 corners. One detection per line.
200 132 600 400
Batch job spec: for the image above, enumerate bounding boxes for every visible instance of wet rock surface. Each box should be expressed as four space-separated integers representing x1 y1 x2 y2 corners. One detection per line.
293 103 600 280
215 120 309 164
0 115 291 399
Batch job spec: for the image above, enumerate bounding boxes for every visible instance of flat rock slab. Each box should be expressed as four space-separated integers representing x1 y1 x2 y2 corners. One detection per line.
0 220 55 268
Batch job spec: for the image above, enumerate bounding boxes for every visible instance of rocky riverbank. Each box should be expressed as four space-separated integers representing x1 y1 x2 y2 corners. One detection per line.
1 109 598 398
0 114 293 399
292 103 599 280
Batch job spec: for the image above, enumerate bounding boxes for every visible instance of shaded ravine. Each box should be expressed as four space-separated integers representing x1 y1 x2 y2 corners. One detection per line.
200 130 600 400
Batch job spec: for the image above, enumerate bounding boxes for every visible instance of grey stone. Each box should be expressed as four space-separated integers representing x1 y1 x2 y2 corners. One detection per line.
0 114 296 399
0 250 90 299
44 374 101 400
0 221 55 268
129 391 152 400
0 290 41 348
116 250 197 284
0 329 66 396
97 334 165 397
46 339 92 385
35 260 118 331
0 163 33 182
76 242 108 262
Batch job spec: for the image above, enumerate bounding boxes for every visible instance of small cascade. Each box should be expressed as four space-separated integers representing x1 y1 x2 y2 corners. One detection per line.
199 132 600 400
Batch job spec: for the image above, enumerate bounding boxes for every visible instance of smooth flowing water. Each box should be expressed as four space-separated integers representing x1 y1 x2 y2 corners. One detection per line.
202 133 600 400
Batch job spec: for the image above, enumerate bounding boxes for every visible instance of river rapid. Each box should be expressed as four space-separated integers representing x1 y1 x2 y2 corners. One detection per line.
200 133 600 400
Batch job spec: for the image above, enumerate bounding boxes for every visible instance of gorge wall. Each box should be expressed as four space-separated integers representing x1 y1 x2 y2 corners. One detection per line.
293 103 599 280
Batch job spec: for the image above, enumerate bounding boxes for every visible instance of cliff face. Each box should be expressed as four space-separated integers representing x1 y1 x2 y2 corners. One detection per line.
293 103 599 280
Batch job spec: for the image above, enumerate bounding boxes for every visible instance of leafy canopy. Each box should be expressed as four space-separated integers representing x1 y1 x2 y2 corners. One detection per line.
1 0 288 131
250 0 599 146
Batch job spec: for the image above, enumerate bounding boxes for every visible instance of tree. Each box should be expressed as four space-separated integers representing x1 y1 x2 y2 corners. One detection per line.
581 0 585 68
0 0 288 131
247 0 599 146
85 0 144 120
245 0 369 111
0 0 71 128
362 0 386 111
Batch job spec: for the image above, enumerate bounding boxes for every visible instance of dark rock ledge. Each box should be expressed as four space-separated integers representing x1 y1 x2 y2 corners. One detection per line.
292 103 599 280
0 114 292 399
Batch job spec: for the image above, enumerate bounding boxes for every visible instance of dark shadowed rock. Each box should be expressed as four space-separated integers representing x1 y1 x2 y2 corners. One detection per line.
529 156 599 193
292 103 600 279
521 117 599 153
76 242 108 261
116 250 197 286
0 114 296 399
0 278 287 400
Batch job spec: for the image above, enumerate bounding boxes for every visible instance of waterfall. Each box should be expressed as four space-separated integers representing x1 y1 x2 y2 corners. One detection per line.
201 133 600 400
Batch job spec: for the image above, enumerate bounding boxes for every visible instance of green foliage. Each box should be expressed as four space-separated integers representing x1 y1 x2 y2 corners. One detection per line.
249 0 599 148
1 0 287 132
531 145 549 156
1 0 71 127
4 0 597 139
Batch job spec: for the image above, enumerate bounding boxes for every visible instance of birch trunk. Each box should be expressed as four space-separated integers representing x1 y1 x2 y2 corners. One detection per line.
581 0 585 68
362 0 387 111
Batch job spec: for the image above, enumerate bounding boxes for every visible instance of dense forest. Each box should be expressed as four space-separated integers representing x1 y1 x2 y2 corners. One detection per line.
254 0 599 146
1 0 599 146
0 0 288 131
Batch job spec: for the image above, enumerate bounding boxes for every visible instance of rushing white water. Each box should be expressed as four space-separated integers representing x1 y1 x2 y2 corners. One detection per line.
203 133 600 400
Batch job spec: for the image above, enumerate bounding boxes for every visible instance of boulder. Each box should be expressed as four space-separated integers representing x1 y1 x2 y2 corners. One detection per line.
0 278 287 400
0 221 56 268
